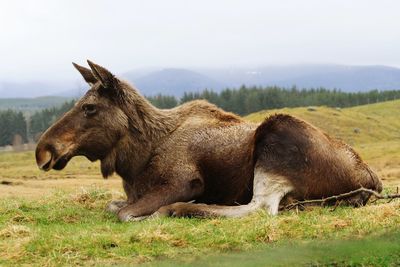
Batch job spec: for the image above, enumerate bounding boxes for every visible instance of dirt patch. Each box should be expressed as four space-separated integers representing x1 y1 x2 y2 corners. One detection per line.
1 180 23 186
0 177 122 199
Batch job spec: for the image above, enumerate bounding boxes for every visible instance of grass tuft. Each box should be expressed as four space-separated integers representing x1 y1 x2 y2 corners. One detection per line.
0 225 31 239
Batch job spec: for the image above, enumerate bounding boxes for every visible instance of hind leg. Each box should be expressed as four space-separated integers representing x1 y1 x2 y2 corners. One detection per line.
253 167 294 215
154 164 294 218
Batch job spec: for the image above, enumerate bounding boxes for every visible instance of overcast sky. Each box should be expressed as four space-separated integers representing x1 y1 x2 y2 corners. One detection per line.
1 0 399 82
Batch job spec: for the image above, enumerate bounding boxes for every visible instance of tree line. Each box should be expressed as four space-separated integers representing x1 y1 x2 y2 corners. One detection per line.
0 100 75 147
180 86 400 115
0 110 27 146
0 86 399 146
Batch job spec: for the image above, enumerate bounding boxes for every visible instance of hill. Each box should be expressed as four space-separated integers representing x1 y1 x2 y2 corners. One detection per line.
246 99 400 145
0 96 73 113
126 65 400 96
124 68 224 96
0 81 75 98
205 65 400 92
271 65 400 91
2 64 400 98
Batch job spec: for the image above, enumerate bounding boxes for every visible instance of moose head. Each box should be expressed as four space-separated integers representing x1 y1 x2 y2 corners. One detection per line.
35 60 163 178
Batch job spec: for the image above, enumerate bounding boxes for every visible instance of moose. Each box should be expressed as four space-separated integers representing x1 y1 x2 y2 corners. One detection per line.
35 60 383 221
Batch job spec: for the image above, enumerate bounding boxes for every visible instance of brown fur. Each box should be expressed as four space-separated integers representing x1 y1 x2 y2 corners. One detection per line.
253 114 382 199
35 61 382 221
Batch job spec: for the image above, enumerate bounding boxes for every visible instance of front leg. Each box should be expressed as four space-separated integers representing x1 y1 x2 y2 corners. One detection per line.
106 180 138 214
117 179 203 222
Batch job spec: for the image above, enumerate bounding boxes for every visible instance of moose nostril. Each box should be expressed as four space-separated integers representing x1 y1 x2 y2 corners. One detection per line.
41 157 52 170
36 149 53 171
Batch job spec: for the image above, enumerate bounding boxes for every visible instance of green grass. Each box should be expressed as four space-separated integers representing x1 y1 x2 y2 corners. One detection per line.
245 99 400 146
153 232 400 267
1 187 399 266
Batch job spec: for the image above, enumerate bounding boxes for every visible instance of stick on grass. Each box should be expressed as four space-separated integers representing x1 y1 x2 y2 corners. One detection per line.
285 187 400 211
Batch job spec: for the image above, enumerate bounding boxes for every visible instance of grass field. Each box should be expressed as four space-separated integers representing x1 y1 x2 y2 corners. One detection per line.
0 100 399 266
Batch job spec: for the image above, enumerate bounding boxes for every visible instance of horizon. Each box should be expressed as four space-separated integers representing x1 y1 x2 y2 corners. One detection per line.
1 63 400 98
2 62 400 83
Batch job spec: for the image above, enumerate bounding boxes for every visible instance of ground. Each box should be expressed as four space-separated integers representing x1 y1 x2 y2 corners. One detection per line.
0 100 399 266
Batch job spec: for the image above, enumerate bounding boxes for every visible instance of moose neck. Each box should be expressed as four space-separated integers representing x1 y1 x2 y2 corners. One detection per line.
123 88 177 142
101 87 178 180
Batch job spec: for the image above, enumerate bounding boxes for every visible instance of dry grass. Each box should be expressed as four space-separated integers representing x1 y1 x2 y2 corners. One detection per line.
0 224 31 239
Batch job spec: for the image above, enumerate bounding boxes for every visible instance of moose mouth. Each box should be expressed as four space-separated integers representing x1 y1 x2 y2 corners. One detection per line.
52 155 71 170
37 150 72 171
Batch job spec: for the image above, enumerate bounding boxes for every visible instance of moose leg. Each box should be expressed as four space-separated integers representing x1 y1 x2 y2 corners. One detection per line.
106 180 138 214
116 182 203 221
155 166 294 218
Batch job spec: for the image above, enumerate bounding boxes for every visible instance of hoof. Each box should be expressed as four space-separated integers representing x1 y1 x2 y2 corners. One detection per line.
119 214 149 222
154 202 189 217
105 200 128 214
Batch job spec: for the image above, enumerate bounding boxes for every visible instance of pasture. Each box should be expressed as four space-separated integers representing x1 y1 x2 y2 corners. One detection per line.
1 100 399 266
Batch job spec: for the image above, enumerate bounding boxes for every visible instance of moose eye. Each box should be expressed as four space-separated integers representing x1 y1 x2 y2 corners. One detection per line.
82 104 97 116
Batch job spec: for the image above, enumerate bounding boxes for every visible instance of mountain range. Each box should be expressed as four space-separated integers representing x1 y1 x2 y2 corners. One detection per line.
1 64 400 98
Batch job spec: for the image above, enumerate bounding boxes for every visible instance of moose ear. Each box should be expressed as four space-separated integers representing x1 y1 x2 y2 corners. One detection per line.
87 60 116 88
72 62 97 85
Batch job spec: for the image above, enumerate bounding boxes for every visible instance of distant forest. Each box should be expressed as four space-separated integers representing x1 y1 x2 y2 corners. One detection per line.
0 100 74 147
178 86 400 115
1 86 400 146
